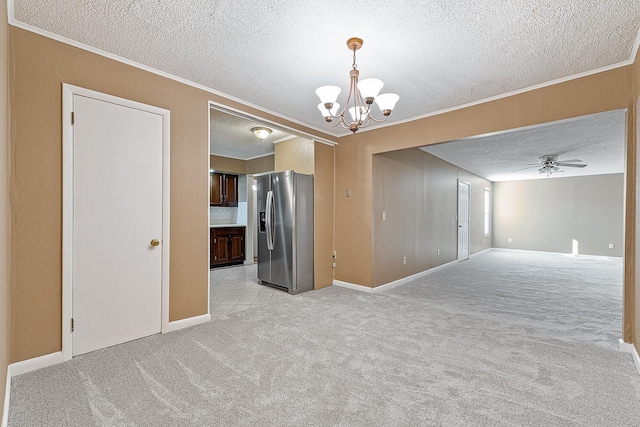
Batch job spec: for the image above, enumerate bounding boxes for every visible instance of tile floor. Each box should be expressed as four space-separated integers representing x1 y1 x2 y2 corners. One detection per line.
209 262 295 317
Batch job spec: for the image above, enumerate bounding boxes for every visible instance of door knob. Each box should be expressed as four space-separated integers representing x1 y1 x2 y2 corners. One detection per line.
150 239 160 247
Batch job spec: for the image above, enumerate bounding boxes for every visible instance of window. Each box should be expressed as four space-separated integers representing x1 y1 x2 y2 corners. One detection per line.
483 187 490 237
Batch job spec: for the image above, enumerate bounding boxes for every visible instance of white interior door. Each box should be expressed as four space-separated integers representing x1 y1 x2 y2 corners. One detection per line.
457 180 470 261
71 93 164 356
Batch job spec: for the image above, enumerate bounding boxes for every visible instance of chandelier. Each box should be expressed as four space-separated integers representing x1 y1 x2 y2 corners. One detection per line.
315 37 399 133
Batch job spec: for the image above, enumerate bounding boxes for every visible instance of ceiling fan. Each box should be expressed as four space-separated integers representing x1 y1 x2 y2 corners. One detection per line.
516 155 587 177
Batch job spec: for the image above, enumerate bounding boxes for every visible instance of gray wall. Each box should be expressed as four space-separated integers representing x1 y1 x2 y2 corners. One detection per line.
238 174 247 203
493 174 624 256
372 148 492 287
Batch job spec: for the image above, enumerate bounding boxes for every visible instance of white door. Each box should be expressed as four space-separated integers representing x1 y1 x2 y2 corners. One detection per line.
71 93 164 356
457 180 470 261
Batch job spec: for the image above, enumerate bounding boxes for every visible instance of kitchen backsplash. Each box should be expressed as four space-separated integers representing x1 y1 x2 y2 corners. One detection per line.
210 206 236 224
210 202 247 225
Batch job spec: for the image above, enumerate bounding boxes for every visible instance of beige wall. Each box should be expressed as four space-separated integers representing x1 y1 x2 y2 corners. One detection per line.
314 142 335 289
9 28 208 361
372 149 491 286
8 28 336 363
6 18 639 369
273 138 334 289
274 137 314 174
273 137 334 289
494 174 624 256
334 65 636 341
247 155 274 174
0 1 8 420
210 154 246 174
209 154 275 175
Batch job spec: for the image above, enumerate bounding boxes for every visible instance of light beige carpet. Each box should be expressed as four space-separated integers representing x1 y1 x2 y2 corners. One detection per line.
8 249 640 426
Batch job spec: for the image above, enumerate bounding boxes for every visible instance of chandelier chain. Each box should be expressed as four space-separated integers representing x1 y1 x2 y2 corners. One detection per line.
352 47 357 70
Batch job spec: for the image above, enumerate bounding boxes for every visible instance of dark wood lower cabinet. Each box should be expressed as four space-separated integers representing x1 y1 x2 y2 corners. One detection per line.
210 226 245 268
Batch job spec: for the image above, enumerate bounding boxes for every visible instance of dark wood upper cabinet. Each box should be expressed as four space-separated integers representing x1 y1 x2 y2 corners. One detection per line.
223 174 238 207
210 172 224 206
210 172 238 207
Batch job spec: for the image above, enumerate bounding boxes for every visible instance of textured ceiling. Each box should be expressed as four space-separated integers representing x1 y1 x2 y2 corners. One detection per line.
209 108 295 160
11 0 640 137
420 109 626 182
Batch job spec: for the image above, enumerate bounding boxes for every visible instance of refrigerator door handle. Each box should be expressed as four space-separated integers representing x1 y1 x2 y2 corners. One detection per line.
266 190 274 250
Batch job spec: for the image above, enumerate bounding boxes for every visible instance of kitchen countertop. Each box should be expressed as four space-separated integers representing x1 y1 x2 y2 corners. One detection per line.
209 224 247 228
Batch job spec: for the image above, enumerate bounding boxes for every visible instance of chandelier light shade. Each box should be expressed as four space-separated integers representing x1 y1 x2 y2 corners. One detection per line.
251 127 272 140
315 37 399 133
317 102 340 117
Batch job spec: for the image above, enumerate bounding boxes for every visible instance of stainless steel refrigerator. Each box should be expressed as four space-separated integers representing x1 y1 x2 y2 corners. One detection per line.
257 171 314 294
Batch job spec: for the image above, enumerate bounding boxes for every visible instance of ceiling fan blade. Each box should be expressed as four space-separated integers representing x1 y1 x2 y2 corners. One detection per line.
557 159 582 163
511 165 539 172
557 163 586 168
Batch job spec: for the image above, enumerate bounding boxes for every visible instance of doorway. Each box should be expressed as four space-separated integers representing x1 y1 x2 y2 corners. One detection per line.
62 85 170 359
457 180 470 261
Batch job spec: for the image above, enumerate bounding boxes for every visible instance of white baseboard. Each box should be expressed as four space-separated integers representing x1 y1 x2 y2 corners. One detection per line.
1 314 212 423
470 248 492 258
167 313 211 332
618 339 640 376
333 260 460 294
493 247 621 260
372 260 459 293
243 260 255 265
2 365 9 427
10 352 63 378
332 280 373 293
2 351 65 427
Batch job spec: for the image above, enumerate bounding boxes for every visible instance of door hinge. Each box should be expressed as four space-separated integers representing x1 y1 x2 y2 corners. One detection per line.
71 112 75 125
71 318 75 332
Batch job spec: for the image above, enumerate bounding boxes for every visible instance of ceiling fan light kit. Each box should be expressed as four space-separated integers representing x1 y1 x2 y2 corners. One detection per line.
537 155 587 177
315 37 400 134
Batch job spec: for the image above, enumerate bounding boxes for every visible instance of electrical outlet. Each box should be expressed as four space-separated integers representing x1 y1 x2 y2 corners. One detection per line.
345 188 351 197
609 243 615 249
508 238 512 243
437 249 440 256
382 212 386 220
403 256 406 265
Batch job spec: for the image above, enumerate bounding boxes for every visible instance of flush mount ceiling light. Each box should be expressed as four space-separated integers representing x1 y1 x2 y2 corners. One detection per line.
315 37 399 134
251 127 272 140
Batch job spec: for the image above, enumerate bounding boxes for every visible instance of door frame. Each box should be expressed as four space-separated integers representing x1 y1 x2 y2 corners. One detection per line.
457 179 470 261
61 84 171 361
